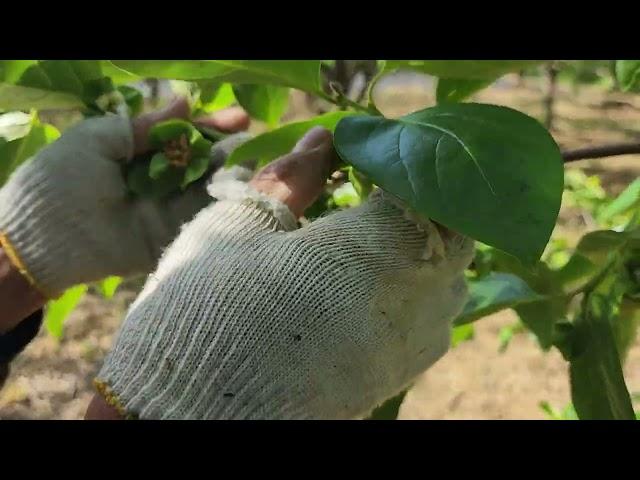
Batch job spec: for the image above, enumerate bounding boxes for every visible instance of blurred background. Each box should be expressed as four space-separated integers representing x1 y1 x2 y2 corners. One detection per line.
1 60 639 419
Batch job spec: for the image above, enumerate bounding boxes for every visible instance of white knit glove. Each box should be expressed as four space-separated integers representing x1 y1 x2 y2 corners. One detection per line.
0 113 251 299
95 171 475 420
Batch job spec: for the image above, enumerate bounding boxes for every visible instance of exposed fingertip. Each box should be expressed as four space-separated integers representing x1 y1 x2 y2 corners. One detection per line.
292 126 333 153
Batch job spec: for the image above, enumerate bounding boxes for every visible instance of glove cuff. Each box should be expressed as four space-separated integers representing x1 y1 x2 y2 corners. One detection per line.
0 165 82 298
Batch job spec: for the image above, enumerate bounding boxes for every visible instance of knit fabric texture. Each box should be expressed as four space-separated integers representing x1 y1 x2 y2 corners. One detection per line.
96 172 475 420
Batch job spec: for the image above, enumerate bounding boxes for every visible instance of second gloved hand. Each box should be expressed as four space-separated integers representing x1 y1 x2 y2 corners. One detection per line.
0 100 251 299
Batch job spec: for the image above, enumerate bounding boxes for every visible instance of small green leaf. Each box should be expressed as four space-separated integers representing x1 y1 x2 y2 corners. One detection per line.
117 85 143 116
515 297 568 350
98 276 123 299
190 135 213 158
348 167 373 199
498 325 515 353
436 78 494 103
615 60 640 91
451 323 475 347
148 119 193 148
558 230 630 292
334 103 564 265
455 272 543 326
333 182 361 207
45 284 88 339
367 390 407 420
226 111 356 168
149 153 170 180
182 156 210 189
599 178 640 222
232 84 289 128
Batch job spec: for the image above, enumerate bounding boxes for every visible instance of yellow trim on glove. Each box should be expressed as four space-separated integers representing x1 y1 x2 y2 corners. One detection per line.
93 378 137 420
0 232 48 298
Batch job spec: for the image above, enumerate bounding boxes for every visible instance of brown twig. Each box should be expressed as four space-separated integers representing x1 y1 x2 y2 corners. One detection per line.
562 142 640 163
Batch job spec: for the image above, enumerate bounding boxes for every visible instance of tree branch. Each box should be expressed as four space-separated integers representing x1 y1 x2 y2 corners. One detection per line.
562 142 640 163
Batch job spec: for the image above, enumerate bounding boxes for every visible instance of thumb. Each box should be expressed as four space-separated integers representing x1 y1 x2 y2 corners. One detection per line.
249 127 339 218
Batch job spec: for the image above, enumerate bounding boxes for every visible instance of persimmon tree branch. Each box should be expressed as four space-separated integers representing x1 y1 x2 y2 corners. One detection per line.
562 142 640 163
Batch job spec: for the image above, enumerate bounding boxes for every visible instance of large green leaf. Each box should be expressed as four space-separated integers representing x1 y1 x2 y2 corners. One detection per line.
615 60 640 92
197 82 236 113
0 61 37 83
334 103 564 264
384 60 543 79
45 284 88 339
436 78 494 103
232 84 289 128
0 83 84 111
0 60 110 111
226 111 355 168
100 61 140 85
568 275 635 420
455 272 543 326
111 60 322 94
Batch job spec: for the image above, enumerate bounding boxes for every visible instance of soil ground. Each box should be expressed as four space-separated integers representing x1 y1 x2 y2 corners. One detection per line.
1 71 639 419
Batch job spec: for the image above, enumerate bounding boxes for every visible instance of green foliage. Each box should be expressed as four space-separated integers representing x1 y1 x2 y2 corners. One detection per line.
98 276 123 300
0 112 60 185
45 284 88 339
334 103 564 264
615 60 640 91
110 60 323 94
539 401 579 420
383 60 543 80
456 273 543 326
567 272 635 419
127 119 214 198
451 323 475 347
232 84 289 128
0 60 115 112
226 111 355 168
436 78 494 103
